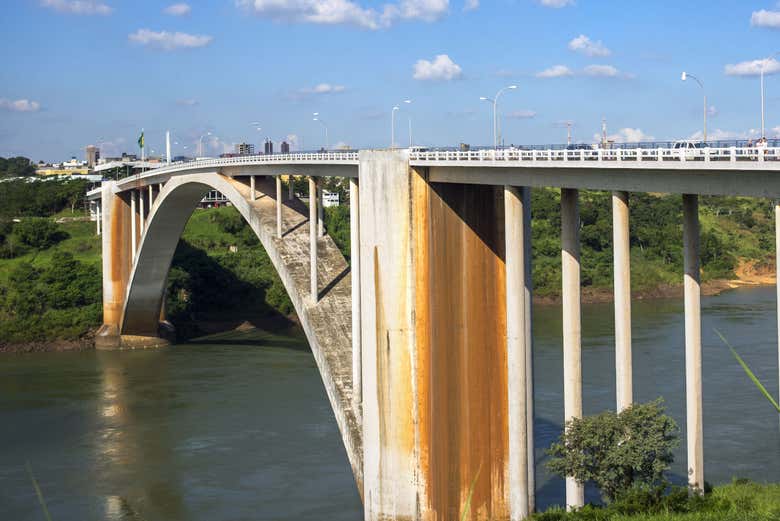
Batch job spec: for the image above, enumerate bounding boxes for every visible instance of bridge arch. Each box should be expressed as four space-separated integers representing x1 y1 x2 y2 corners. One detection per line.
120 172 362 487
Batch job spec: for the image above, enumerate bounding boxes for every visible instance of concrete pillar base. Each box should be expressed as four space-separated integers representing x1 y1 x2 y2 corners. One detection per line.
95 322 175 350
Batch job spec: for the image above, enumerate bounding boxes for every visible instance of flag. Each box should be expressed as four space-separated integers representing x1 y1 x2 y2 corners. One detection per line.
137 131 145 150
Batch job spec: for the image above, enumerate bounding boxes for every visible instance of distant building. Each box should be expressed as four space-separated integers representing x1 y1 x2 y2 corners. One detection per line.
235 142 255 156
264 139 273 155
86 145 100 168
281 141 290 154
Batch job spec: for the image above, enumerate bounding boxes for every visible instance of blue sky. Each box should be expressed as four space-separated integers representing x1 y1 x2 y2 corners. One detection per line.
2 0 780 161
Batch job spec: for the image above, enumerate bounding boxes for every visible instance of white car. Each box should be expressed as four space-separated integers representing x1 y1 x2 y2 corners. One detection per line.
672 140 705 160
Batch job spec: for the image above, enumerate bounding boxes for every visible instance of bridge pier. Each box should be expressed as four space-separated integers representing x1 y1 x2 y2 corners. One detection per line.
350 178 362 413
683 194 704 492
360 150 521 521
276 176 282 238
561 188 585 510
318 183 324 237
310 176 318 302
612 191 633 411
139 187 146 232
250 175 256 201
130 189 137 259
777 201 780 430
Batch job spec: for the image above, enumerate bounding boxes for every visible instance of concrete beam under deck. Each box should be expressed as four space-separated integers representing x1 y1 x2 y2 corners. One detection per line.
427 165 780 198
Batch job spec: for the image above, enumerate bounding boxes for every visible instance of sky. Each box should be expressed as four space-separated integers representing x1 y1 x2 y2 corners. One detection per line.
2 0 780 161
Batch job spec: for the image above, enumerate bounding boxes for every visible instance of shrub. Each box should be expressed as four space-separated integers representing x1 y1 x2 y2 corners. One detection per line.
546 399 679 503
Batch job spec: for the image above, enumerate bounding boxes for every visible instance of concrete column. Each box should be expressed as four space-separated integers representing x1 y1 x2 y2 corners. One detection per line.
158 183 163 194
96 202 101 236
683 194 704 492
130 190 137 259
149 184 154 207
561 187 584 509
250 175 256 201
505 186 529 520
310 177 318 302
318 184 324 236
522 186 535 513
276 176 283 239
776 201 780 428
288 176 295 200
139 187 145 232
613 191 633 411
350 178 362 412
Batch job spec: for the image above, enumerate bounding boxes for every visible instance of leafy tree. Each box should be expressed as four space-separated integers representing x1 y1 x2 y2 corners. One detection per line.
12 218 65 249
0 156 36 177
547 399 679 503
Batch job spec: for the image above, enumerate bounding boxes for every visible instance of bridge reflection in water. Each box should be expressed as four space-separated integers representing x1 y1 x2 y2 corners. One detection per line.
86 147 780 520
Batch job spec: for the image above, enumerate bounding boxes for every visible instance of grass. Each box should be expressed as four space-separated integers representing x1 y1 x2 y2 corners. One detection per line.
531 481 780 520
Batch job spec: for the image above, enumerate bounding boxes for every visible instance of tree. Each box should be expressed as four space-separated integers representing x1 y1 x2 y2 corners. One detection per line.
12 218 65 249
547 399 679 503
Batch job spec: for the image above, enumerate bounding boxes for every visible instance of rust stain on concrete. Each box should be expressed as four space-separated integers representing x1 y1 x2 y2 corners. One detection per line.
413 179 509 521
106 192 132 327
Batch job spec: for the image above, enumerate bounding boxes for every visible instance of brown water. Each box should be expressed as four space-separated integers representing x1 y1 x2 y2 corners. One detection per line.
1 287 779 520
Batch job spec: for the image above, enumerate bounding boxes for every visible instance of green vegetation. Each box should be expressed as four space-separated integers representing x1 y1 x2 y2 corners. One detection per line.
531 190 775 297
0 156 36 178
531 480 780 520
0 177 90 219
547 400 679 503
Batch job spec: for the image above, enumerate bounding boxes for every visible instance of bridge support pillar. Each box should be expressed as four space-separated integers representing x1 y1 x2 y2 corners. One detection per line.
505 186 530 519
318 184 324 236
561 187 584 510
350 178 362 413
95 201 101 236
613 191 633 411
250 175 256 201
288 175 294 200
149 184 154 207
139 187 146 232
776 201 780 429
95 182 133 349
130 190 138 259
683 194 704 492
276 176 283 238
522 186 535 513
360 150 513 521
309 177 318 302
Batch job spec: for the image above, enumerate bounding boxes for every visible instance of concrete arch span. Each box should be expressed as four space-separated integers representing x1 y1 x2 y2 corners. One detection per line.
118 172 363 488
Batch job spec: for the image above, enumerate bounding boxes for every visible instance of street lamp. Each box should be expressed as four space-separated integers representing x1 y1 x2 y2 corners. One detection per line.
760 53 780 141
681 72 707 143
391 106 400 148
313 113 329 150
402 99 413 147
480 85 518 148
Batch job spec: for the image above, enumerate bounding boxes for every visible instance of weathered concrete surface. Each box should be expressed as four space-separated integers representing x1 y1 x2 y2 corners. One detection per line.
361 150 511 521
95 182 133 349
106 173 362 489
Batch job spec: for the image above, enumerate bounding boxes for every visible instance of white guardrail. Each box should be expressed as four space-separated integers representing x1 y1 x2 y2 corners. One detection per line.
409 147 780 163
152 152 359 174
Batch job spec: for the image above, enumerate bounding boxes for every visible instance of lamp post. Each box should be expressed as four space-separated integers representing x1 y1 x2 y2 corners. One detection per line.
760 53 780 141
313 113 329 151
403 99 413 147
391 106 399 149
480 85 518 148
681 72 707 143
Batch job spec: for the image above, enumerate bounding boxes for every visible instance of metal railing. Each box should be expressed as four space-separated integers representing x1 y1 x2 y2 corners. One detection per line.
410 146 780 164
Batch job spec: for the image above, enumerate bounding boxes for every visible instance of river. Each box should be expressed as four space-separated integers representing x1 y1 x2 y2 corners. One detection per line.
1 286 779 520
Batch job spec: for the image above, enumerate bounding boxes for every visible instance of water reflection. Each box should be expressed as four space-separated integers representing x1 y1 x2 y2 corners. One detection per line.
95 351 187 520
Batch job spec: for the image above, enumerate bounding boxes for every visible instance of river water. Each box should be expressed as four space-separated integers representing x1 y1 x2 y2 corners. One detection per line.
1 287 779 520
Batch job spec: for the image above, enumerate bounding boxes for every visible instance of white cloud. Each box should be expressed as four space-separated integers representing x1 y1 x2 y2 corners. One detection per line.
285 134 300 149
236 0 450 29
129 29 213 50
583 64 619 77
413 54 463 81
538 0 574 7
463 0 479 11
0 99 41 112
751 9 780 28
40 0 112 15
724 58 780 76
176 98 199 106
506 110 537 119
594 128 654 143
568 34 610 57
300 83 346 94
535 65 573 78
688 128 760 141
164 3 191 15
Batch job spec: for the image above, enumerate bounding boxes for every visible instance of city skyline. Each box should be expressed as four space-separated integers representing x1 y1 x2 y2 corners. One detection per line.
2 0 780 160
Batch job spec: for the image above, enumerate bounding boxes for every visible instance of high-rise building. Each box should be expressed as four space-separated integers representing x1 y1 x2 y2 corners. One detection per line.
281 141 290 154
86 145 100 168
235 142 255 156
264 139 273 155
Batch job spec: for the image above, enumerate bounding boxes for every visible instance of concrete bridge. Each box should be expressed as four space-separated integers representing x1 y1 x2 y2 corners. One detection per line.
87 145 780 520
